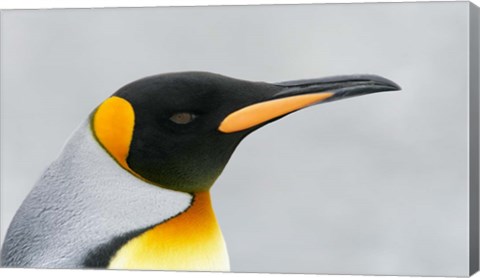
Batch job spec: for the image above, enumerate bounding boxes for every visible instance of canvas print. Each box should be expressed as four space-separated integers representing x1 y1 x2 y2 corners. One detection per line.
0 2 479 277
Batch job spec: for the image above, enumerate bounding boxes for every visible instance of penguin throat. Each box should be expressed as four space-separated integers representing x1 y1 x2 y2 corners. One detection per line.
107 192 230 271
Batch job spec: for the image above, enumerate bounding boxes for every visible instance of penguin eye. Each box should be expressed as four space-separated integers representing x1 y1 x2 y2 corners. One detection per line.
169 112 197 124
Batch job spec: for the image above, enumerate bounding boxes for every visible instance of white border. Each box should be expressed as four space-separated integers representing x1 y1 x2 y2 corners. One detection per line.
0 0 477 10
0 1 478 278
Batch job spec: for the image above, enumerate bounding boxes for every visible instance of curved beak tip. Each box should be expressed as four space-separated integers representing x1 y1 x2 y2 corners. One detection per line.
219 74 401 133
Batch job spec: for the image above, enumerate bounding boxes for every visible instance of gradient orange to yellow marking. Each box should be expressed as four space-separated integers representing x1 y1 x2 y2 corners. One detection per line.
219 92 334 133
92 96 135 170
108 192 230 271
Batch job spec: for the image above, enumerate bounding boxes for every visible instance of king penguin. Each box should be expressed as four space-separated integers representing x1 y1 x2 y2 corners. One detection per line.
1 72 400 270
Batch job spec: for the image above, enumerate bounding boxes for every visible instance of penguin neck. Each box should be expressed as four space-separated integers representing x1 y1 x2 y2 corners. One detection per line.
108 190 230 271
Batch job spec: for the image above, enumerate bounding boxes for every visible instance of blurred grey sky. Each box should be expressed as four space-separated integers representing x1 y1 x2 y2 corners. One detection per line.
0 2 473 276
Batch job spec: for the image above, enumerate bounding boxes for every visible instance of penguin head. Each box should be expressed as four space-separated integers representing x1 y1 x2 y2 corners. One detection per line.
92 72 400 193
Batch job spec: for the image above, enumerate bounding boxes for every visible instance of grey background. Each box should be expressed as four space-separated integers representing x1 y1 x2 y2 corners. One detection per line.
0 2 472 276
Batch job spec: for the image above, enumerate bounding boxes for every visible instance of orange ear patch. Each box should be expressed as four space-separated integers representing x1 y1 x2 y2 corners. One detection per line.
92 96 135 170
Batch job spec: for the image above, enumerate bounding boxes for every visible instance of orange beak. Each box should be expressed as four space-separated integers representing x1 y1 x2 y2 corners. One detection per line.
218 74 401 133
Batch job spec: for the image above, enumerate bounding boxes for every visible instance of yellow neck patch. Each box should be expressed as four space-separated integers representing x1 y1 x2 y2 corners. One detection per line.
108 192 230 271
92 96 135 170
93 97 229 270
